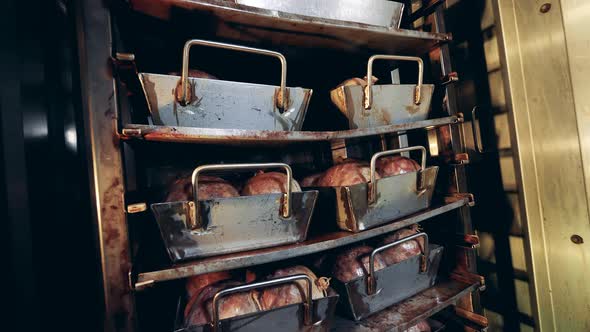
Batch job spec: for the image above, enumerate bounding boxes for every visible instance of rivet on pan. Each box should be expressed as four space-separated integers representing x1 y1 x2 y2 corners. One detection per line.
540 3 551 13
571 234 584 244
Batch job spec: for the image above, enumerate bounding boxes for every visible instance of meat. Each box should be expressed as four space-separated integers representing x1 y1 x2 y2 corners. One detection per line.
376 156 421 178
404 320 431 332
165 175 239 202
257 265 329 311
241 171 301 196
379 225 424 266
331 75 379 115
317 160 380 187
186 271 233 299
184 281 260 327
332 245 387 283
170 69 218 79
300 173 324 187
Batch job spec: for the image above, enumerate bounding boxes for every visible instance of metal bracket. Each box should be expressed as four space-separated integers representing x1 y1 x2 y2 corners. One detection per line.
444 193 475 207
126 202 147 214
121 128 142 138
441 71 460 86
451 153 470 166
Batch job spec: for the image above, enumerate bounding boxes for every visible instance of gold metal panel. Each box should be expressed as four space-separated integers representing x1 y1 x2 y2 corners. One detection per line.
493 0 590 331
484 33 501 72
494 112 512 150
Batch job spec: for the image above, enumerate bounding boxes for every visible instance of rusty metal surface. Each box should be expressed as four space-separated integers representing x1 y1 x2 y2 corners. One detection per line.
128 0 450 54
121 116 461 146
151 190 318 262
332 84 434 129
329 278 480 332
76 1 134 331
333 244 443 321
136 199 468 285
141 73 312 130
179 291 339 332
331 167 438 232
236 0 404 29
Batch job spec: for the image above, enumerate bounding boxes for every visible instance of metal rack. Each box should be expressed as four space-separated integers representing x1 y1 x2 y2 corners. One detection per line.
76 0 484 331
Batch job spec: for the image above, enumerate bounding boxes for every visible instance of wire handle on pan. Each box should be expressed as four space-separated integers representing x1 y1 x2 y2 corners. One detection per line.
177 39 288 111
211 274 314 332
364 55 424 109
368 146 427 205
189 163 293 230
367 232 430 295
471 106 490 154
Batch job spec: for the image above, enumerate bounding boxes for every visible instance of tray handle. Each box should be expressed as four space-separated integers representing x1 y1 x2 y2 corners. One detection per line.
367 232 430 295
211 274 313 332
364 55 424 110
177 39 288 111
190 163 293 230
368 146 427 205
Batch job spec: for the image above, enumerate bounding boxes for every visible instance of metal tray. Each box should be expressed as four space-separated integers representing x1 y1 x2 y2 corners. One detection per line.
177 274 339 332
235 0 404 29
308 146 438 233
137 39 312 130
330 55 434 129
332 233 443 321
151 163 318 262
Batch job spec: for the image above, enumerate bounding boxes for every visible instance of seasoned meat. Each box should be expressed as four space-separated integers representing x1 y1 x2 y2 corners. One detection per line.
257 265 329 311
186 271 233 299
165 175 239 202
300 173 324 187
241 171 301 196
376 156 420 178
379 225 424 266
184 281 260 327
332 245 387 283
317 160 380 187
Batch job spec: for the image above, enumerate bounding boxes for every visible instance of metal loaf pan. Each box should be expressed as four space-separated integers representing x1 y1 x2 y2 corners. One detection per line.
178 274 339 332
332 233 444 321
236 0 405 29
308 146 438 233
151 163 318 262
330 55 434 129
138 39 312 130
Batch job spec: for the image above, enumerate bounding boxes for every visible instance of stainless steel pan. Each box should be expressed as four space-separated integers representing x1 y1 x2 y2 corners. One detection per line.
332 233 443 321
151 163 318 262
139 39 312 130
178 274 339 332
330 55 434 129
236 0 405 29
309 146 438 233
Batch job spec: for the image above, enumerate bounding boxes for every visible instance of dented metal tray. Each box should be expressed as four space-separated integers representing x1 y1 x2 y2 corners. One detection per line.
332 233 443 321
151 163 318 262
137 39 312 131
331 55 434 129
309 146 438 233
177 274 339 332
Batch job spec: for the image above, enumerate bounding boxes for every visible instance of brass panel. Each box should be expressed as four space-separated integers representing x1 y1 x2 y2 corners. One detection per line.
488 70 507 110
493 0 590 331
494 112 512 150
484 33 501 72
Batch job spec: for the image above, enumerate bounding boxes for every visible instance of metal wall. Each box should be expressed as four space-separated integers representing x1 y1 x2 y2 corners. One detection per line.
493 0 590 331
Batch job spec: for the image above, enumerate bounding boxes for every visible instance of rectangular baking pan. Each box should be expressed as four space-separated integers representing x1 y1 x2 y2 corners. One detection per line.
331 233 443 321
151 163 318 262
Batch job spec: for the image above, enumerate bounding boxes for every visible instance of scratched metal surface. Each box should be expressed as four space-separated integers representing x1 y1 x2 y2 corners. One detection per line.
152 191 318 262
333 167 438 232
333 244 443 321
330 279 479 332
140 73 312 130
335 84 434 129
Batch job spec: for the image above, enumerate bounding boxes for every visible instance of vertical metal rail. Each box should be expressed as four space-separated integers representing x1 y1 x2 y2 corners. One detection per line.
75 1 135 331
430 4 481 313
